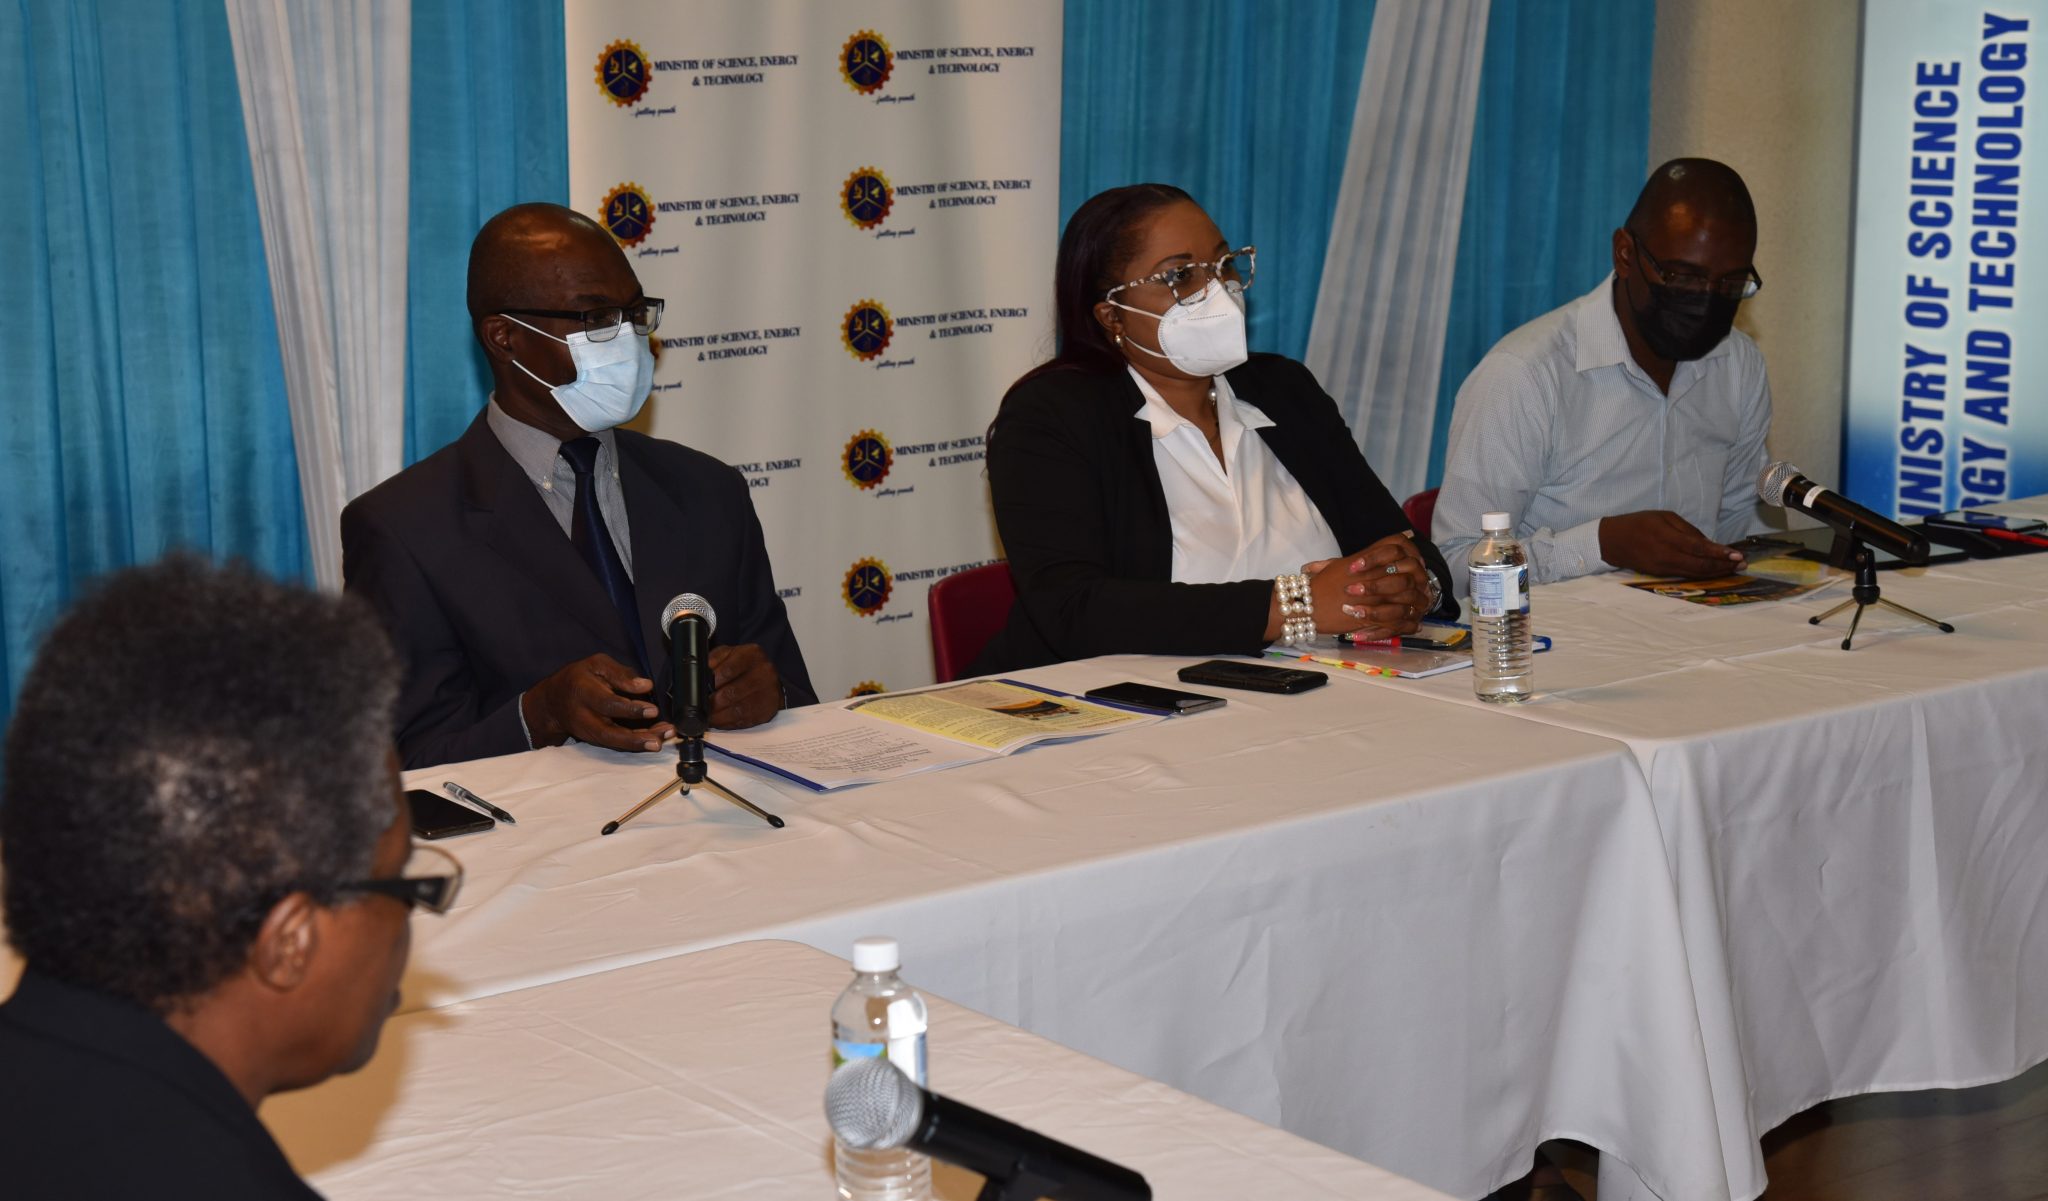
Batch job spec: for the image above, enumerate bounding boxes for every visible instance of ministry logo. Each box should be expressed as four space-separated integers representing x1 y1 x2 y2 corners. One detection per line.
841 299 894 362
596 40 652 107
599 182 656 247
843 430 893 490
840 30 893 95
840 167 894 230
843 558 894 617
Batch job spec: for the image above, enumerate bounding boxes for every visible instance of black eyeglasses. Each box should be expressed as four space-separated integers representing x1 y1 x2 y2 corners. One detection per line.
1628 230 1761 300
331 843 464 914
501 297 665 342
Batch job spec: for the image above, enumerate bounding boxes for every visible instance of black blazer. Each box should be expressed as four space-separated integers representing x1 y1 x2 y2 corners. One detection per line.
973 354 1455 673
343 410 816 769
0 971 323 1198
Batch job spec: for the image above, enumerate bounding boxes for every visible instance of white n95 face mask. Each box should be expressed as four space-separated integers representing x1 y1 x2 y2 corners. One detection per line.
504 315 655 432
1111 278 1250 378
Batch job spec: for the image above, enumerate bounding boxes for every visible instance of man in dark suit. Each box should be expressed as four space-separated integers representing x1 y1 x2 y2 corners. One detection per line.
1 557 449 1198
344 203 814 769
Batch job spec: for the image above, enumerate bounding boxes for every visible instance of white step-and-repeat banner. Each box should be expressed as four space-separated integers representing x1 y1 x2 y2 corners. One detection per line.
565 2 1061 697
1846 1 2042 516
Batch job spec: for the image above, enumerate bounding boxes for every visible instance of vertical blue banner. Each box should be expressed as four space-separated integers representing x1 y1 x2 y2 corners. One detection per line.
1846 1 2044 516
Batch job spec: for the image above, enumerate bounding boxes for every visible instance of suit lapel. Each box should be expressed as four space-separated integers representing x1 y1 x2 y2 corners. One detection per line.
1117 372 1175 581
618 434 694 695
1238 372 1349 543
454 413 637 664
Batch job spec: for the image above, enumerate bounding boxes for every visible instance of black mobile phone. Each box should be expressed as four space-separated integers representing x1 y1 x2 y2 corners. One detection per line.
406 788 494 840
1084 681 1228 714
1177 659 1327 694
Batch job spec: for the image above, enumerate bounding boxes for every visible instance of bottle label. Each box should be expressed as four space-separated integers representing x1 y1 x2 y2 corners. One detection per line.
1469 564 1529 619
832 1031 927 1087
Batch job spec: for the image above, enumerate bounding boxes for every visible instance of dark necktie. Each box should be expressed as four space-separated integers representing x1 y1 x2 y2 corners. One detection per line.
559 437 651 676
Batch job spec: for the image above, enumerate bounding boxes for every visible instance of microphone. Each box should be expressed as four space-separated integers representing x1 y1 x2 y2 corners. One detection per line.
661 593 716 784
826 1058 1150 1201
1757 461 1930 565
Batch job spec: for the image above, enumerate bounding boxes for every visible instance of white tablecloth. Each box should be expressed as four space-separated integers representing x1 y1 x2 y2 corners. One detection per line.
1391 507 2048 1199
260 939 1457 1200
20 524 2038 1200
381 654 1712 1201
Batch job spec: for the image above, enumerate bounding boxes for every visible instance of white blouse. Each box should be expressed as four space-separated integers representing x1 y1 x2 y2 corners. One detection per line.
1128 367 1341 585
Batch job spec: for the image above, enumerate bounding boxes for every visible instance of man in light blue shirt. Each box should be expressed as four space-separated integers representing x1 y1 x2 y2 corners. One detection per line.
1436 159 1772 591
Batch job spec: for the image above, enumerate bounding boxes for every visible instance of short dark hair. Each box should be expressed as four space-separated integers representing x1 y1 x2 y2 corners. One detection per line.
2 555 401 1013
465 201 614 335
1626 157 1757 234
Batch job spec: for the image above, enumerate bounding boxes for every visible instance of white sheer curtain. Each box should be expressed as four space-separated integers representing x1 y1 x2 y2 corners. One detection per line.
226 0 409 588
1304 0 1490 506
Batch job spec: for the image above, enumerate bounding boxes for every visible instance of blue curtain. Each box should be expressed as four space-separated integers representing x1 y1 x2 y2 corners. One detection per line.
405 0 569 463
1061 0 1376 361
0 0 305 729
1425 1 1656 487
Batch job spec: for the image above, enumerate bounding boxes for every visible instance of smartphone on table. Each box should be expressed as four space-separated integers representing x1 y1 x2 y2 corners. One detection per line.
1083 681 1228 714
406 788 494 840
1177 659 1327 694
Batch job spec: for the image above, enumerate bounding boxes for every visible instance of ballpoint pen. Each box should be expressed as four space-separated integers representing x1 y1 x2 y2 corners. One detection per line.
443 780 517 825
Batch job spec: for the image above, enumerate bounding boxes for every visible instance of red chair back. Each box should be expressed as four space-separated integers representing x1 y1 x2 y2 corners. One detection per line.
1403 487 1441 541
928 562 1016 682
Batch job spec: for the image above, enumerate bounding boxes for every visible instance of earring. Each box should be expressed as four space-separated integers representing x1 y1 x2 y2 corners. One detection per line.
1113 332 1124 347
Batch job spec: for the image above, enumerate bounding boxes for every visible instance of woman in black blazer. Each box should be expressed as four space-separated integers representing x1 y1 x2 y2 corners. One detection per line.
973 184 1457 674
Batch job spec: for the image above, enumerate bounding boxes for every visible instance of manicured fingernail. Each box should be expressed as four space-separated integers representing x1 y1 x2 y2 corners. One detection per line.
1351 559 1365 571
643 740 659 751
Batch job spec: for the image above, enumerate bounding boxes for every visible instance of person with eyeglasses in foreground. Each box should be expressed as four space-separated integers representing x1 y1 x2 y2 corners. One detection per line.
0 556 462 1199
1434 158 1774 590
971 184 1457 674
342 202 814 770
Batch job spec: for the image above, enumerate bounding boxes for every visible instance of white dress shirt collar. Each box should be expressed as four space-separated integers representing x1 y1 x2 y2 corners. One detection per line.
1125 366 1338 585
1131 369 1273 442
1573 272 1735 396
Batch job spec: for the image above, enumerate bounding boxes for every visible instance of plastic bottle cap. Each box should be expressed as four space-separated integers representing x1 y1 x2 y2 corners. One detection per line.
852 936 900 973
1481 511 1512 532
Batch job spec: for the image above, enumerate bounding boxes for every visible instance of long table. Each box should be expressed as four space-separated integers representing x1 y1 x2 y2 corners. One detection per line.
6 521 2041 1200
1384 503 2048 1199
374 654 1703 1201
260 939 1458 1200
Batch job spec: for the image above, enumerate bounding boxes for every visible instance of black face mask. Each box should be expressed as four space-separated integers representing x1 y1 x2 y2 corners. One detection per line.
1625 271 1740 362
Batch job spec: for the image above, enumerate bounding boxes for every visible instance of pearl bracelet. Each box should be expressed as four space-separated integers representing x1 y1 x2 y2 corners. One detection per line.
1276 572 1311 617
1275 573 1315 646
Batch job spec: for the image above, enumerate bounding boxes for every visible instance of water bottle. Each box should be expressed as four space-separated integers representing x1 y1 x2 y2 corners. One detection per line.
1469 511 1533 703
831 936 931 1201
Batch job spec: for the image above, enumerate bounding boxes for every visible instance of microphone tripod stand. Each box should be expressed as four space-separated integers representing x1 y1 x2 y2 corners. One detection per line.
600 733 785 835
1808 534 1956 650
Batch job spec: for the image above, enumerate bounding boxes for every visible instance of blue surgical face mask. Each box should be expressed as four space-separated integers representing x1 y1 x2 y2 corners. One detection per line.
504 315 655 432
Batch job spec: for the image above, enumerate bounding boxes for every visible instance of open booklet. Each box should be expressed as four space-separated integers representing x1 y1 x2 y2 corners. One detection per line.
706 679 1163 791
